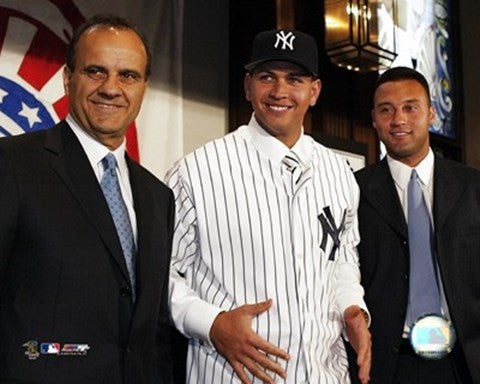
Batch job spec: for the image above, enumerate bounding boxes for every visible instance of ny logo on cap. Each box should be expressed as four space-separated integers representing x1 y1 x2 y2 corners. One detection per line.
274 31 296 50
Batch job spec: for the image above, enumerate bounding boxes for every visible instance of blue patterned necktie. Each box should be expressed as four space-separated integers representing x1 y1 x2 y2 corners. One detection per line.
407 169 441 325
100 153 136 298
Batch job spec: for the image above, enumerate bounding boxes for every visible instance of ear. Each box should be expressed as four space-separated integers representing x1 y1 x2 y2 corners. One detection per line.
244 73 252 101
371 109 378 131
309 78 322 106
63 65 72 95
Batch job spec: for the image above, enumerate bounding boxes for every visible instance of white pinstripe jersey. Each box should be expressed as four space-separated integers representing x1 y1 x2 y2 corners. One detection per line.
167 116 366 383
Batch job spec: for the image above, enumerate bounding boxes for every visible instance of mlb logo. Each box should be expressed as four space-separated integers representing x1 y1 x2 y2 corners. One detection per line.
40 343 61 355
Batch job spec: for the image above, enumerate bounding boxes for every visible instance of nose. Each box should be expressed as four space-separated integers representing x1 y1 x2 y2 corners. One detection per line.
97 74 122 97
391 108 406 126
269 79 288 99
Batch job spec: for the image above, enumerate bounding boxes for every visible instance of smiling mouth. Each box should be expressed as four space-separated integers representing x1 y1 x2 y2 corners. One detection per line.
90 100 127 113
267 104 292 112
390 131 410 137
92 102 121 109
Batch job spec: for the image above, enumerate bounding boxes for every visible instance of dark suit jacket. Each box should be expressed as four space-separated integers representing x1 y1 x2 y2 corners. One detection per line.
0 121 175 384
347 156 480 383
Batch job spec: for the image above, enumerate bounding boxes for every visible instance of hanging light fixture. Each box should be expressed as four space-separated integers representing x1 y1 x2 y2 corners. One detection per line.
324 0 398 72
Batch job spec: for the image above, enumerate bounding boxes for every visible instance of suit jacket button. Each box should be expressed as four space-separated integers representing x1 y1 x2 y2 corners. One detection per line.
120 287 132 297
391 346 399 354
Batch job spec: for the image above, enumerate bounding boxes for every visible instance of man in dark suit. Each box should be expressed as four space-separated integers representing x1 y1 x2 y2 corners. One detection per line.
0 14 175 383
348 67 478 383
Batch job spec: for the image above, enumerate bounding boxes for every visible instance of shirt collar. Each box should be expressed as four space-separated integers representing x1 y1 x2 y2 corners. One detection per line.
66 114 127 172
246 114 311 166
387 148 434 190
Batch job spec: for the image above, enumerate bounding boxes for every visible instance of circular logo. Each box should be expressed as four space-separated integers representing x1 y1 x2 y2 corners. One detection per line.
410 314 456 359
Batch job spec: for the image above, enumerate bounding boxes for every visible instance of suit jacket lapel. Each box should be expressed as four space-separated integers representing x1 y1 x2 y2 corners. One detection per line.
362 159 408 238
127 158 154 301
433 156 465 231
43 121 131 284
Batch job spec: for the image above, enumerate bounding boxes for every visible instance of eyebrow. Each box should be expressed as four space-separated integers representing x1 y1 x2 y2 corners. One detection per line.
83 65 144 77
376 98 422 106
82 64 106 71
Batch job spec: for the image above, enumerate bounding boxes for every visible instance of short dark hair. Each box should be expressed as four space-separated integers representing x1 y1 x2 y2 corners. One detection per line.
66 14 152 79
374 66 431 102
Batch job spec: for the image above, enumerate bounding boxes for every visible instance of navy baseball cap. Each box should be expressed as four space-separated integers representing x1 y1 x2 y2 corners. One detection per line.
244 29 318 77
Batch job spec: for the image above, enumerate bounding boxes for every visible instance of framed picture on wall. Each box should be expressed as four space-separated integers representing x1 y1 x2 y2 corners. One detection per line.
380 0 457 139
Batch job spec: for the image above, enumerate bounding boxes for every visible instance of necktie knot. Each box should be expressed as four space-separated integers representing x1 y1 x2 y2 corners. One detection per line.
410 169 418 183
102 153 117 174
408 170 424 209
281 151 312 194
282 153 300 172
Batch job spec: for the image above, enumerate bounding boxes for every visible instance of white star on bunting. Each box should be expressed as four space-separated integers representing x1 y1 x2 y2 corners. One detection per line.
18 102 42 128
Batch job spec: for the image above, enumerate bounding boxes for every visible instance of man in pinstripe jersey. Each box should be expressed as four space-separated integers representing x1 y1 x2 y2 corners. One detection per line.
167 29 371 384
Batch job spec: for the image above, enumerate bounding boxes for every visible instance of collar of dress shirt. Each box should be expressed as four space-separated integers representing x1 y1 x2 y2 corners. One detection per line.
66 114 128 181
387 148 434 192
245 113 311 167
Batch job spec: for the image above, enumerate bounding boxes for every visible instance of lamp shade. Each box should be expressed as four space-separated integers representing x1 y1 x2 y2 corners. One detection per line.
325 0 398 72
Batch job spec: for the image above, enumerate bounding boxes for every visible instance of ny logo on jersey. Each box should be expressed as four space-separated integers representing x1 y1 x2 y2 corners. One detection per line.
318 206 346 261
274 31 296 50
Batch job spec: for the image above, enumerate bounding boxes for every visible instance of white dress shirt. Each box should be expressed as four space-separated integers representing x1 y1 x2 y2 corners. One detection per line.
167 115 367 383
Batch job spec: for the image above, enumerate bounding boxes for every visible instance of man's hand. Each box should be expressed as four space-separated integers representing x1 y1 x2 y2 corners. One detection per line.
344 305 371 384
209 299 290 384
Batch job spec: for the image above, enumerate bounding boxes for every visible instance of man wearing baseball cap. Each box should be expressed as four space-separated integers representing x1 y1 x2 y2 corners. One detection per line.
167 29 371 384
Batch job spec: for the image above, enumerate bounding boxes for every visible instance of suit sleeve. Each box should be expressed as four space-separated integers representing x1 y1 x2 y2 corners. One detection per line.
0 143 18 284
166 162 223 345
